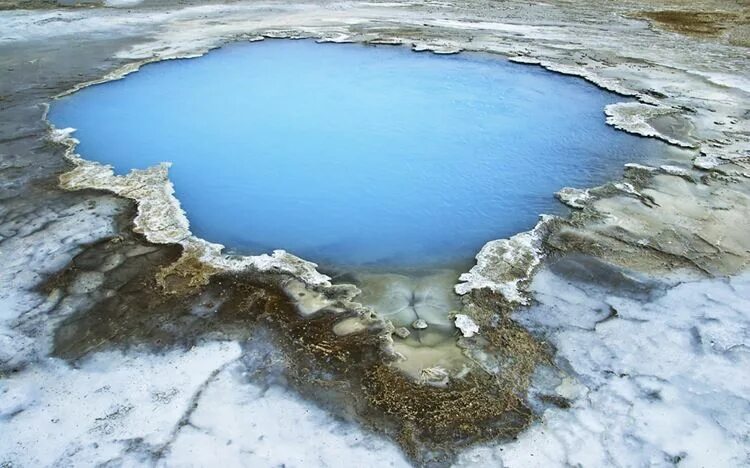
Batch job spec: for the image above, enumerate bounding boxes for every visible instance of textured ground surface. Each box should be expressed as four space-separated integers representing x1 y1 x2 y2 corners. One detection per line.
1 0 748 466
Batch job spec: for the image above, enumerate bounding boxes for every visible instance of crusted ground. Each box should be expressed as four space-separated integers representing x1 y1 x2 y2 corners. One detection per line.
632 1 750 47
42 220 547 466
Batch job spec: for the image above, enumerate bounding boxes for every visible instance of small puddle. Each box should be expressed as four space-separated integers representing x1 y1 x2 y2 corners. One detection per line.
49 39 665 381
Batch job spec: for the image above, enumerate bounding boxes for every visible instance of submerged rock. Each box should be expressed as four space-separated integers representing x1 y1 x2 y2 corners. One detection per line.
411 319 428 330
394 327 411 339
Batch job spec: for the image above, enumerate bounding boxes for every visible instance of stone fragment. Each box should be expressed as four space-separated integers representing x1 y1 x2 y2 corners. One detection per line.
393 327 411 339
555 187 592 209
454 314 479 338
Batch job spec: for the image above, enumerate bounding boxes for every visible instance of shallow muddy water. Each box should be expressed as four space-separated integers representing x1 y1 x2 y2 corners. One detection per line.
50 39 664 269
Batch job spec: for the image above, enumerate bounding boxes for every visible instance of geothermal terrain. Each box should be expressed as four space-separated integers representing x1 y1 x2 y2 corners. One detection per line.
1 0 749 466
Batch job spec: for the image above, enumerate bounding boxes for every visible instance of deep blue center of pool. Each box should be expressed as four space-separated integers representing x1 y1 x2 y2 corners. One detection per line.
50 40 662 268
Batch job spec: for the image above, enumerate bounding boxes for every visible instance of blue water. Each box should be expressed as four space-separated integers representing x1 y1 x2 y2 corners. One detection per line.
50 40 662 268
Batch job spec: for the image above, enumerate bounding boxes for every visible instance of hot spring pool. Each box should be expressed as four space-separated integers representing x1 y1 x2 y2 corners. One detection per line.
50 39 663 269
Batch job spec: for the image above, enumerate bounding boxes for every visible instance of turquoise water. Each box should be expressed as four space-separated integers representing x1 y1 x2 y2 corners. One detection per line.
50 40 662 268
